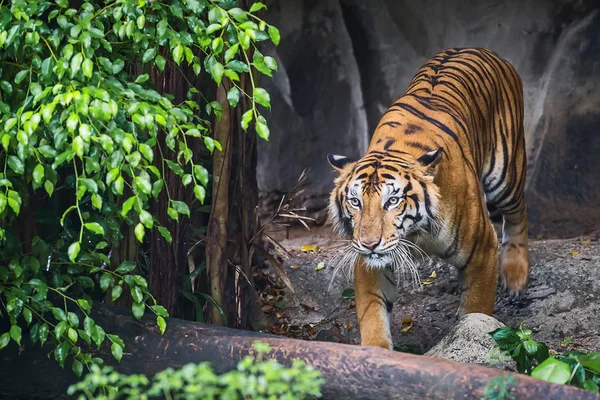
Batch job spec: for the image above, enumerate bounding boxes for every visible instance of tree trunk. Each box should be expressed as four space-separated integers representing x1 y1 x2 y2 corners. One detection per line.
0 303 597 400
205 0 265 329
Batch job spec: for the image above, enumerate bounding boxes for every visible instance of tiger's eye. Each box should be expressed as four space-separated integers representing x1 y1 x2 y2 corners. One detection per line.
389 197 399 204
349 198 360 207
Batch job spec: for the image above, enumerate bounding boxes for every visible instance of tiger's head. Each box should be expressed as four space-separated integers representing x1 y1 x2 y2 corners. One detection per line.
327 149 443 269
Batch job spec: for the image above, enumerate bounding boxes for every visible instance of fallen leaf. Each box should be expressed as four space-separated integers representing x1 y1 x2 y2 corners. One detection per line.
429 271 437 278
422 279 433 285
581 240 590 245
315 262 325 271
401 317 413 333
569 250 579 255
290 265 300 269
262 305 274 313
341 288 355 299
301 245 319 253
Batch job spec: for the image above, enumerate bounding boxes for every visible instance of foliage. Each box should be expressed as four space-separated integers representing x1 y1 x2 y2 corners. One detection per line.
489 326 549 374
67 342 325 399
480 375 516 400
489 326 600 394
0 0 278 377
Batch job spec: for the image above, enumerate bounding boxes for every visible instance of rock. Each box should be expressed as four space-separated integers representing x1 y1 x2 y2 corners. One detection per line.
425 313 506 365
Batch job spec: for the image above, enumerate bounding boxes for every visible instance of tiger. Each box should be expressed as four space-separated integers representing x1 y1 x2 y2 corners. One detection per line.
327 48 529 350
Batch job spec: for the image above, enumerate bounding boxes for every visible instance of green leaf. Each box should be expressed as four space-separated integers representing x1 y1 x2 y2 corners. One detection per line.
139 210 154 229
224 44 239 63
55 321 68 339
226 60 249 73
71 53 83 76
194 185 206 204
134 223 145 242
241 109 253 131
341 288 355 299
33 164 45 184
490 327 520 348
131 286 143 303
68 328 78 343
268 25 280 45
256 116 270 140
100 273 114 291
0 333 10 350
23 308 32 325
132 302 145 320
155 55 166 71
210 62 225 86
15 70 29 84
157 316 166 334
173 44 184 65
77 299 92 313
111 342 123 362
82 58 93 78
115 261 136 274
7 156 24 175
254 87 271 109
53 307 67 322
227 86 240 107
531 357 571 384
54 341 69 366
84 222 105 235
142 48 156 64
10 325 22 345
264 56 278 71
150 305 169 318
584 379 599 393
72 360 84 378
39 324 49 345
111 285 123 302
206 23 222 35
67 312 79 327
158 227 172 243
112 59 125 74
68 241 81 261
250 3 268 13
193 165 209 186
171 200 190 217
580 352 600 374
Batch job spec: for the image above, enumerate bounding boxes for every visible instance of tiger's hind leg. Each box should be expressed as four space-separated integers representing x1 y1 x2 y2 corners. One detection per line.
488 137 530 295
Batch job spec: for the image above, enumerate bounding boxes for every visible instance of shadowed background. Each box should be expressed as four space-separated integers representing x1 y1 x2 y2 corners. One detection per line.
257 0 600 238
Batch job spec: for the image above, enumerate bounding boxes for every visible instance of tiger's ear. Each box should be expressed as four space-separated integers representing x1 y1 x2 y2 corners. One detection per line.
417 148 443 176
327 153 355 172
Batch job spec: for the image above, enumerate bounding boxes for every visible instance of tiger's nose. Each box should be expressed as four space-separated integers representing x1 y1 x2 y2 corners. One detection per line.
360 239 381 250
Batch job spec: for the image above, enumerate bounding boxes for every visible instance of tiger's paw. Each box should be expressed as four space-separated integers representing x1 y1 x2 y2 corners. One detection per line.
499 245 529 296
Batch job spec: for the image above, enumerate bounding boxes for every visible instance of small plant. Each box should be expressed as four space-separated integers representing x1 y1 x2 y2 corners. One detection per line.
67 341 325 399
489 326 600 394
481 374 517 400
489 326 549 374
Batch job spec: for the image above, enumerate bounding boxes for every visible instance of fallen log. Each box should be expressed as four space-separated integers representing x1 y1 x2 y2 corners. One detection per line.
0 303 598 400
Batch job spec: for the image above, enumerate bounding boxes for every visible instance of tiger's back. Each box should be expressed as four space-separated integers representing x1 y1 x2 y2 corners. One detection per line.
327 48 530 349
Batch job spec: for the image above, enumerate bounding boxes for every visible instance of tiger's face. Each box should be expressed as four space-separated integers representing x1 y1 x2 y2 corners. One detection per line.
327 150 442 269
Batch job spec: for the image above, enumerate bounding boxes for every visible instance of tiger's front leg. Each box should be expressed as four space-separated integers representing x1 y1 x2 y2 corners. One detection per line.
354 258 397 350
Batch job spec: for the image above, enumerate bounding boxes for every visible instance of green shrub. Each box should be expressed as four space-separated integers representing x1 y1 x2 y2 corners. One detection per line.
67 342 325 399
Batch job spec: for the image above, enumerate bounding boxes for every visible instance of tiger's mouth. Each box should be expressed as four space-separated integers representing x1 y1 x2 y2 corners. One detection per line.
363 252 393 268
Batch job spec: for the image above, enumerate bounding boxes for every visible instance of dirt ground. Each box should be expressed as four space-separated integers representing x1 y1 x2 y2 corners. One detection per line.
258 224 600 356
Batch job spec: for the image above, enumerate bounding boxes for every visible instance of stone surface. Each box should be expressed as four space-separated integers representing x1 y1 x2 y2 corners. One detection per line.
259 0 600 237
424 313 504 364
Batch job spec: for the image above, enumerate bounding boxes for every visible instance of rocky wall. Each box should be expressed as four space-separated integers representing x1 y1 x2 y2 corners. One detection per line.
258 0 600 237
